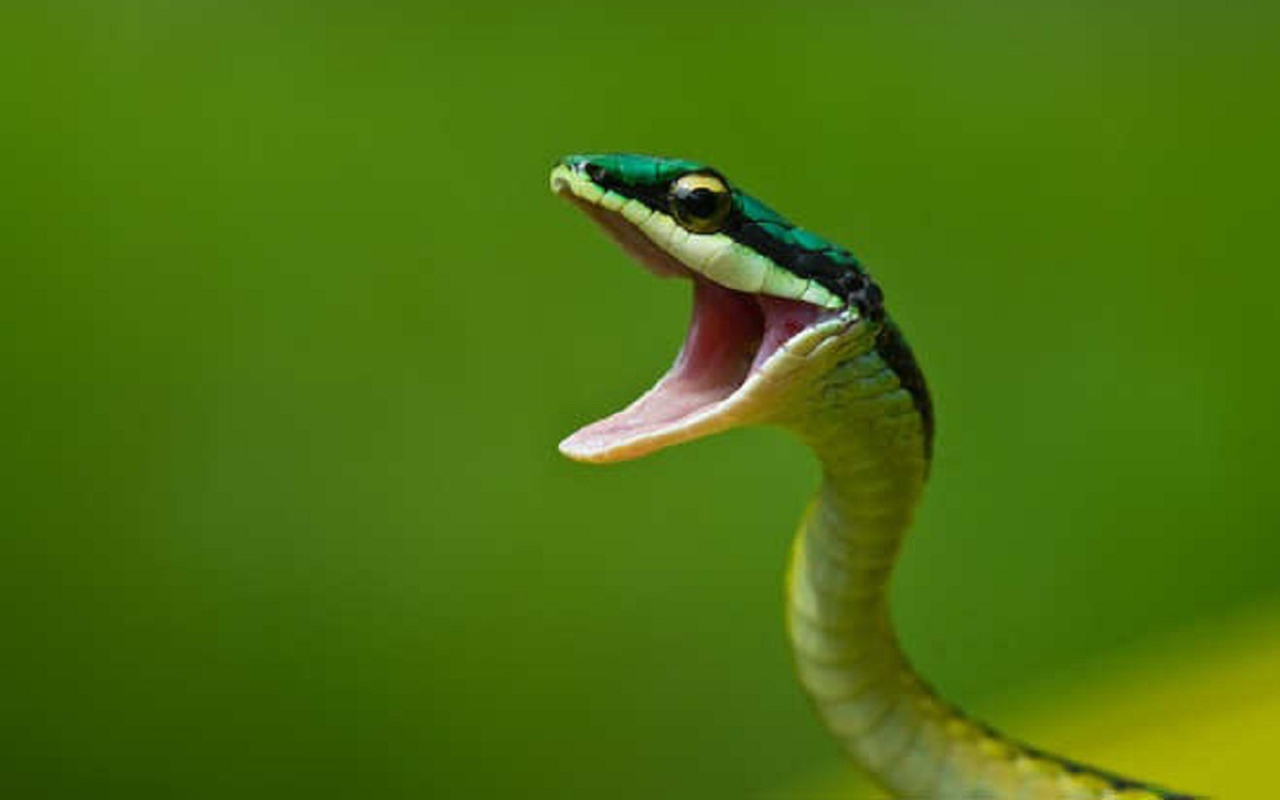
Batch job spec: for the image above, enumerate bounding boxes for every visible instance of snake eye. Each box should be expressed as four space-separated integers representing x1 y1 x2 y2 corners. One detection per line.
668 172 733 234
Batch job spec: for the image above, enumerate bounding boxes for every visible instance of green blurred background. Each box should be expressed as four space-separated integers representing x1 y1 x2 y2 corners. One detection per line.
4 2 1278 797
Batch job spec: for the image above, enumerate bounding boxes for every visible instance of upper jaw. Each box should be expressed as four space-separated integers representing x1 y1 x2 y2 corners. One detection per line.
552 164 844 309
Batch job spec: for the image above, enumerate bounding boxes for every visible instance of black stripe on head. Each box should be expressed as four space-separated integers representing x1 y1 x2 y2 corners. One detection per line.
730 222 884 321
583 163 885 320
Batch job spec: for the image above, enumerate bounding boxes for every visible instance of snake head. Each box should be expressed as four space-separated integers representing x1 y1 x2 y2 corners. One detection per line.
551 153 890 463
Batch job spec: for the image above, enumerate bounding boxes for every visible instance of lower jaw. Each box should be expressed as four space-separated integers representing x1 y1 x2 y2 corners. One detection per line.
559 276 829 463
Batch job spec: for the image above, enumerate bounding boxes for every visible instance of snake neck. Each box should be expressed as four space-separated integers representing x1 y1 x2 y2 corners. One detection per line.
781 325 1189 799
786 380 947 796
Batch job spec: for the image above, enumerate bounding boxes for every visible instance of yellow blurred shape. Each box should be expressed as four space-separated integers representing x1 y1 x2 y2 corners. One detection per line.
1009 596 1280 796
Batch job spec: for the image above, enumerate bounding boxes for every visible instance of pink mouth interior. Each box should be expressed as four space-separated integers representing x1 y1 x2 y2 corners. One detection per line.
559 195 825 462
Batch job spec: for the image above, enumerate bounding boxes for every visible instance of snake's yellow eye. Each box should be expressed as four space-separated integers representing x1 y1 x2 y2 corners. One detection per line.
668 172 734 234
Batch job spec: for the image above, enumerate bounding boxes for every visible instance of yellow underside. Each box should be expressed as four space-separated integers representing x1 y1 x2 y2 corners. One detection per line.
786 595 1280 798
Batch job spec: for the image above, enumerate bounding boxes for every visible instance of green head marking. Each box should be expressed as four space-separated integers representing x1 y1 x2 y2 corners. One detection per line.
550 154 883 316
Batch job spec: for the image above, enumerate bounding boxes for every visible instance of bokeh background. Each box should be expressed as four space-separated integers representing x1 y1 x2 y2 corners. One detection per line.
5 2 1279 797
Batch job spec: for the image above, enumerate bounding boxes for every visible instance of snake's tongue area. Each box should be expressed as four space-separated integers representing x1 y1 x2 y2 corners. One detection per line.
560 278 819 463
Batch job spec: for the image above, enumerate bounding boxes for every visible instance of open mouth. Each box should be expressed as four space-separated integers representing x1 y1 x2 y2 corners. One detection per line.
556 189 835 463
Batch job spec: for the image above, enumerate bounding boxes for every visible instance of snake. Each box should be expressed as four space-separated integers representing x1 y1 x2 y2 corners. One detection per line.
549 153 1196 799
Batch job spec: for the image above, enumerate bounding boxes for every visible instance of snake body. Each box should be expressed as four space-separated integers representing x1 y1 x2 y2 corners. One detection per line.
551 154 1194 798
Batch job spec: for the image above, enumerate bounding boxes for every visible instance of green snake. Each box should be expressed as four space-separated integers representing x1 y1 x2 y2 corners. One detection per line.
550 154 1195 799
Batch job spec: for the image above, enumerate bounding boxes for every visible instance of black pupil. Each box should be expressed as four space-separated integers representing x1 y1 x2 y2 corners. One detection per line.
682 187 720 220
